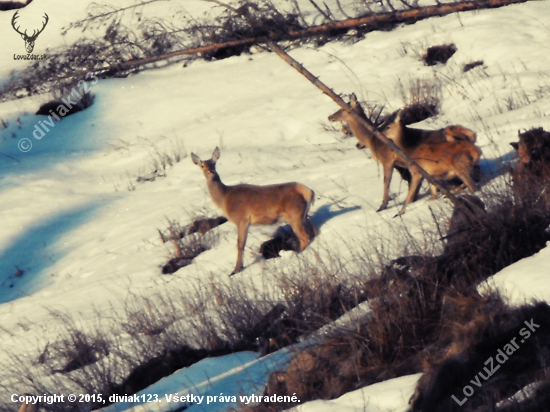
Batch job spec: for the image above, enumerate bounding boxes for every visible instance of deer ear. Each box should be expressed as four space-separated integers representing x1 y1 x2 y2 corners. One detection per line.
21 34 25 40
395 109 403 124
510 142 519 151
212 147 220 163
191 153 201 165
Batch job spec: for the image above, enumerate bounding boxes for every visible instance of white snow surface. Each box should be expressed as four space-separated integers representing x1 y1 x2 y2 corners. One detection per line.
480 243 550 305
287 374 421 412
1 0 550 411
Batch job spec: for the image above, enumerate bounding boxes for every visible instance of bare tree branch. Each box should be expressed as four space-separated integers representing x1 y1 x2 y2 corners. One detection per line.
203 0 242 14
99 0 526 74
309 0 332 20
335 0 352 19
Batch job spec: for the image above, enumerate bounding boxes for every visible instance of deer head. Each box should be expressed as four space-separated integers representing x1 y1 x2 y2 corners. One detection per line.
12 11 49 54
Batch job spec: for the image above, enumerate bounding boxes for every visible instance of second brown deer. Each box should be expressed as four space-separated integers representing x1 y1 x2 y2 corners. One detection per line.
379 108 477 148
328 94 481 215
191 147 315 275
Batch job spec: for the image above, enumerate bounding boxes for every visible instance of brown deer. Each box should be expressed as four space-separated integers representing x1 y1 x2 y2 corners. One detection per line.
328 94 481 215
191 147 315 275
379 109 476 148
329 96 476 151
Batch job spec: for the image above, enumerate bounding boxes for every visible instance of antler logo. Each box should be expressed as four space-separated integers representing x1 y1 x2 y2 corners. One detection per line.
11 11 49 54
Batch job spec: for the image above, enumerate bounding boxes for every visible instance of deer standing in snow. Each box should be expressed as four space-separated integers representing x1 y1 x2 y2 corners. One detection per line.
191 147 315 275
379 109 477 148
328 94 481 215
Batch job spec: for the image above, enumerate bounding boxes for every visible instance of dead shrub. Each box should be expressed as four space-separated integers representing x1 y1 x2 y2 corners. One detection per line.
397 77 441 118
207 262 368 356
442 194 486 255
187 216 228 235
31 312 110 377
161 216 220 274
423 43 457 66
199 2 304 61
394 101 439 125
51 330 109 374
252 267 439 411
161 240 208 274
435 191 550 287
136 140 187 183
0 312 126 412
35 89 95 119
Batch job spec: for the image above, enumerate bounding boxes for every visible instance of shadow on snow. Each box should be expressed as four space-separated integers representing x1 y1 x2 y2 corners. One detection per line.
0 201 103 304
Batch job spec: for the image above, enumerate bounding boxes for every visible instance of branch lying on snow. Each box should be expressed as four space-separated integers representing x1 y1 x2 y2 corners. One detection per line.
265 40 482 222
0 0 526 100
99 0 526 75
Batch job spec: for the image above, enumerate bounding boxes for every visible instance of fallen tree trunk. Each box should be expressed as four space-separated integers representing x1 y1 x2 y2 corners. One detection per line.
103 0 526 74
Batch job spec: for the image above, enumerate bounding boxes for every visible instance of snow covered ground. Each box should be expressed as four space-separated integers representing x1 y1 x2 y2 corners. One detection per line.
1 0 550 410
289 374 421 412
480 244 550 306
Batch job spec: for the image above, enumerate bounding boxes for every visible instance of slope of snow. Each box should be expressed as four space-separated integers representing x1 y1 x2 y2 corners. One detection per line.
480 244 550 305
1 0 550 410
288 374 421 412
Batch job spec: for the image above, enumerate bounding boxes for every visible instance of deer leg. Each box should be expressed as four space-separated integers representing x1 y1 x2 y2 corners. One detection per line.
378 161 394 212
455 165 478 193
291 219 311 252
397 171 423 216
429 184 438 199
285 207 310 252
410 174 423 202
231 221 249 275
449 183 467 194
301 199 318 239
304 216 318 238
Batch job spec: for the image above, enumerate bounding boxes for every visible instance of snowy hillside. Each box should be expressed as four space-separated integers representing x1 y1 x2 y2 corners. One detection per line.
1 0 550 411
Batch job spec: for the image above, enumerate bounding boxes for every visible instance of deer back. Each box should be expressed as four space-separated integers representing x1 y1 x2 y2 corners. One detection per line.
407 141 481 174
221 182 311 225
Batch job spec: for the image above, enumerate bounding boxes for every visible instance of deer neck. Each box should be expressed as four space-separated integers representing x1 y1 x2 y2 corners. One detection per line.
348 116 378 152
206 173 228 210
